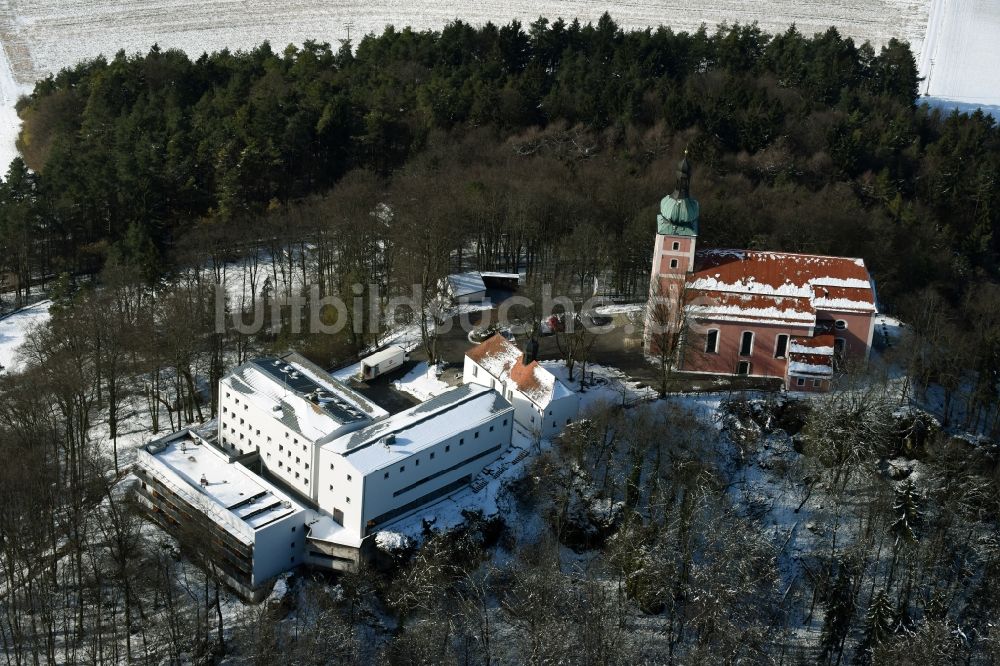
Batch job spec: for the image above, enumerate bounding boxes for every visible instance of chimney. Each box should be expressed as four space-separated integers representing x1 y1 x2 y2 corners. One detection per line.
524 338 539 365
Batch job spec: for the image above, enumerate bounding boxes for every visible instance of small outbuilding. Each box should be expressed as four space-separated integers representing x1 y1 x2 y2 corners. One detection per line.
445 272 488 304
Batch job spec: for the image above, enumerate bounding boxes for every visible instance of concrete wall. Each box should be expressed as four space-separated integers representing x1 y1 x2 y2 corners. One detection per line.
787 374 831 392
315 401 513 541
653 233 697 276
219 378 370 505
815 309 875 361
251 508 306 587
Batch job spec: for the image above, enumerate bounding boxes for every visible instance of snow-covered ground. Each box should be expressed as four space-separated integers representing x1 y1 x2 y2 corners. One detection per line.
0 35 28 172
0 0 939 173
392 361 450 402
918 0 1000 117
0 299 50 372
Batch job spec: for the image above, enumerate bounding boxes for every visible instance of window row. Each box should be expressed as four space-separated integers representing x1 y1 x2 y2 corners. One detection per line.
704 330 848 359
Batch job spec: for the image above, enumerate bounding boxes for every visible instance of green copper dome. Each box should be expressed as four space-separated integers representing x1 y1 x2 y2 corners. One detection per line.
657 152 699 236
657 195 699 236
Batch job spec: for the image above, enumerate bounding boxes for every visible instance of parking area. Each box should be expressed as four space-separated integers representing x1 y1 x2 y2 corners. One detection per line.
339 361 420 414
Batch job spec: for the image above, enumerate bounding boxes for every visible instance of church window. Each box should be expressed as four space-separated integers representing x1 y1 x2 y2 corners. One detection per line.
736 361 751 375
705 329 719 353
834 319 848 330
672 241 680 251
812 379 822 388
834 338 847 357
774 334 789 359
670 259 678 269
796 377 806 387
739 331 754 356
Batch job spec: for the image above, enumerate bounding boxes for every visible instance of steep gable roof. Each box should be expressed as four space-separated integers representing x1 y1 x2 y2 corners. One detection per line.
466 334 574 406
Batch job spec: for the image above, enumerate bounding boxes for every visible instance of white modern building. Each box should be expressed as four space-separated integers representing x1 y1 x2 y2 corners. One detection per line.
218 354 387 504
464 335 580 439
134 428 308 601
317 383 513 539
136 352 515 593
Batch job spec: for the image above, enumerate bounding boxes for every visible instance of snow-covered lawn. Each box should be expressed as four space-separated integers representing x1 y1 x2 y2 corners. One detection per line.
0 299 51 372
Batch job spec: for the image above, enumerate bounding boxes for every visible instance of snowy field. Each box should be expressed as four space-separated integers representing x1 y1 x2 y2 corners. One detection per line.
918 0 1000 117
0 299 50 372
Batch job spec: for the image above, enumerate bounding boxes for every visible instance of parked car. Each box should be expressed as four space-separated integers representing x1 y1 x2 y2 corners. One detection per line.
584 312 613 327
468 323 513 343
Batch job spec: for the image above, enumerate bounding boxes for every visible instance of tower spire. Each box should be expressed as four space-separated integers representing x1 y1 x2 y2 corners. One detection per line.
675 148 691 199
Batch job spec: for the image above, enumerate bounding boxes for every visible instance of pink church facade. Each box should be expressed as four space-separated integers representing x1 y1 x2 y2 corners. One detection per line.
645 157 877 391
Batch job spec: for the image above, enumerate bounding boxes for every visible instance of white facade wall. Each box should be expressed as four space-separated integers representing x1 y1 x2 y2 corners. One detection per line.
463 357 578 439
315 451 366 538
251 508 307 587
315 405 513 540
218 380 318 501
359 408 512 532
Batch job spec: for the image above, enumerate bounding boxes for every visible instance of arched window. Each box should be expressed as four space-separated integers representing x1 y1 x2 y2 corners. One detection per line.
774 334 789 358
739 331 754 356
705 329 719 353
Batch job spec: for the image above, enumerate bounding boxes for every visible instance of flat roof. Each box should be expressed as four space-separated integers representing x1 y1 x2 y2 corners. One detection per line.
324 384 513 474
139 430 304 543
224 355 387 442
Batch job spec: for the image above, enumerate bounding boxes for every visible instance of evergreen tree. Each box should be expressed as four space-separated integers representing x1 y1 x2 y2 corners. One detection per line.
891 481 922 544
857 589 895 664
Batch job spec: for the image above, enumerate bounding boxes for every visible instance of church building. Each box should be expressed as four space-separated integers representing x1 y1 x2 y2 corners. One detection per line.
645 155 878 391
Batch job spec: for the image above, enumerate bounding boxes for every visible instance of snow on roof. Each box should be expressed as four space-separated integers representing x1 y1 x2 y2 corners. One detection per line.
324 384 513 474
447 272 487 297
685 291 815 327
685 249 876 325
466 334 576 405
787 348 835 377
139 430 303 543
788 360 834 377
790 335 835 356
224 355 386 443
305 512 363 548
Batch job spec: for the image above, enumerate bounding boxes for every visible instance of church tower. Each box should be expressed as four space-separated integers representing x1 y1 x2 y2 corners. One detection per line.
645 153 700 355
650 151 699 286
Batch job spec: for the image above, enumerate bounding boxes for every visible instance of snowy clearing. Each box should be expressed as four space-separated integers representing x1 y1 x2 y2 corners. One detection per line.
0 299 50 372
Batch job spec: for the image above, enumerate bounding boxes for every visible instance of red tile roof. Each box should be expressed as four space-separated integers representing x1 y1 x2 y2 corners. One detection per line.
465 334 569 405
683 249 876 326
